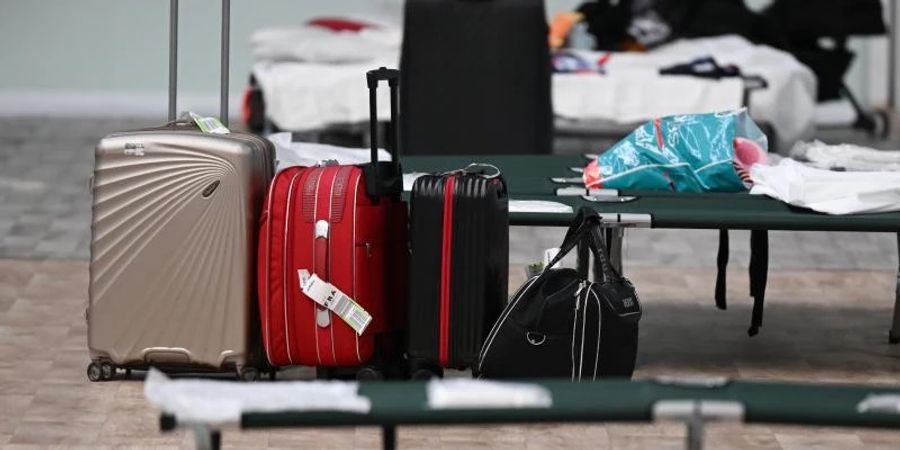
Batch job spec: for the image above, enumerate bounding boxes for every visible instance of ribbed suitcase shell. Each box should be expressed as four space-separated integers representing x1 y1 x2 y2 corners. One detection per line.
408 174 508 370
88 125 273 372
258 165 408 369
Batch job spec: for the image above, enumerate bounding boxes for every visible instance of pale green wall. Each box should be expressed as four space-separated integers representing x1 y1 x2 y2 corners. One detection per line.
0 0 401 95
0 0 577 95
0 0 892 114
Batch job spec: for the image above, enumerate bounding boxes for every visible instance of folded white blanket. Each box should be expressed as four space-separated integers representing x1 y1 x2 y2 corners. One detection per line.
268 132 391 174
252 34 814 151
144 369 370 426
426 379 553 409
790 140 900 172
750 159 900 215
558 36 815 151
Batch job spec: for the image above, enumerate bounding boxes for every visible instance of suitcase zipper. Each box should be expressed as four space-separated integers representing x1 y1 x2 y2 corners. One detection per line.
438 175 457 367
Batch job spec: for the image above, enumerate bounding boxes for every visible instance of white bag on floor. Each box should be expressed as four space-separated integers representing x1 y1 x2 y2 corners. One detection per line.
750 159 900 215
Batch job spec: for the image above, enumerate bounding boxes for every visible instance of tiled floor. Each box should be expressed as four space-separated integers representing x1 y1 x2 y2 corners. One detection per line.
2 117 900 448
2 260 900 448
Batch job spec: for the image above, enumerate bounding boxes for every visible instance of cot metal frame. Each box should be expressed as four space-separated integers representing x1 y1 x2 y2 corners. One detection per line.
172 402 738 450
160 378 900 450
892 232 900 343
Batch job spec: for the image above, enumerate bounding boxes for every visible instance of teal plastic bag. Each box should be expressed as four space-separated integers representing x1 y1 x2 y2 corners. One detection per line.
583 109 767 192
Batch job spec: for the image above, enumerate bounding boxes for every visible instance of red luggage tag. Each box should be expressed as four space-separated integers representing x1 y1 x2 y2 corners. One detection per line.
298 270 372 335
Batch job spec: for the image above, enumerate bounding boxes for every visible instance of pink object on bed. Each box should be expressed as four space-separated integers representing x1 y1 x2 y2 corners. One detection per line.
733 137 768 186
307 17 376 32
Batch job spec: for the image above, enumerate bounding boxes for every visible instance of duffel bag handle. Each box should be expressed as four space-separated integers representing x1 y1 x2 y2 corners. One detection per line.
587 224 622 284
539 207 602 279
540 207 623 284
540 209 593 275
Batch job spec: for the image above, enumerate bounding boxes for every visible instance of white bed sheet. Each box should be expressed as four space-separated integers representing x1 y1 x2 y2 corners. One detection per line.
252 35 816 151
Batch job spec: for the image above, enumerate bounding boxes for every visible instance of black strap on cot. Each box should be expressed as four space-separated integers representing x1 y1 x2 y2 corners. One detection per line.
714 229 769 336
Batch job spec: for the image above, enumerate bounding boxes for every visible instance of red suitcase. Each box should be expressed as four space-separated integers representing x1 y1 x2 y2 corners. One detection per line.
258 68 407 377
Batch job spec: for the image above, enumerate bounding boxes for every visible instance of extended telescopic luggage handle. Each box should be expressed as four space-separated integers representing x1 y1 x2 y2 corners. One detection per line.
364 67 403 200
167 0 231 126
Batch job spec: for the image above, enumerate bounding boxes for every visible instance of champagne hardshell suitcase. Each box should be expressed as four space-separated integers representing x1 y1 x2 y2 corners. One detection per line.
86 0 273 381
407 166 508 377
257 68 408 378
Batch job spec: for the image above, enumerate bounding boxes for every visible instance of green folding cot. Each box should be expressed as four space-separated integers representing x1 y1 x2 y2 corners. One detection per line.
155 154 900 450
404 154 900 342
160 378 900 450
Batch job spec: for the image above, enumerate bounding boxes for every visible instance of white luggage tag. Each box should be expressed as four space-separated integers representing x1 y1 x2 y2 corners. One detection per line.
187 111 230 134
298 270 372 335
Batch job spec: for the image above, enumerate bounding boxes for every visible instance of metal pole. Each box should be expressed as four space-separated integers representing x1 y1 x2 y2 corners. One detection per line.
686 416 705 450
890 232 900 344
889 0 897 111
220 0 230 125
168 0 178 122
382 425 397 450
191 427 220 450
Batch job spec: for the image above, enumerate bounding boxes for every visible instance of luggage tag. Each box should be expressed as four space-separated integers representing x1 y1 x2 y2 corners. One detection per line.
186 112 230 134
298 270 372 335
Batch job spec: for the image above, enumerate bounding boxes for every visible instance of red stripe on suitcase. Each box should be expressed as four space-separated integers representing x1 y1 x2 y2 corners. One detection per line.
438 176 456 367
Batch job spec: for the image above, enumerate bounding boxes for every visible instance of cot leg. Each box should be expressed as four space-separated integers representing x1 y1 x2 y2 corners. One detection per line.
382 425 397 450
191 427 221 450
890 233 900 344
685 416 705 450
607 228 625 275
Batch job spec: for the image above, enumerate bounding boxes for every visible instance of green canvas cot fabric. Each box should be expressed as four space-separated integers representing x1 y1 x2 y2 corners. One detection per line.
509 194 900 231
403 154 900 232
237 379 900 429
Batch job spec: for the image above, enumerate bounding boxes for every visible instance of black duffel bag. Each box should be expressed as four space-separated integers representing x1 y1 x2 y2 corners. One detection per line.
477 207 641 380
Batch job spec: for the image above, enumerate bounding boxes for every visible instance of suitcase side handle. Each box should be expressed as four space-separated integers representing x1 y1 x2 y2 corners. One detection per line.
363 67 403 200
168 0 231 126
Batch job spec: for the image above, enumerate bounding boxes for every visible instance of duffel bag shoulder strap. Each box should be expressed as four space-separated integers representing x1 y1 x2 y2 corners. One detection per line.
585 216 620 284
537 207 598 280
476 207 598 376
585 213 642 320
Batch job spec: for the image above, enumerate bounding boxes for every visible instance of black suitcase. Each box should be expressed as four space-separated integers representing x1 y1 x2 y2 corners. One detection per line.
407 165 509 378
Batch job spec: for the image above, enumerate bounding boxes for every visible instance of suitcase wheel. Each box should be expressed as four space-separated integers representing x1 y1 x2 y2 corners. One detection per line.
238 367 260 382
86 362 102 382
409 360 444 381
99 362 115 381
268 370 277 381
87 361 115 382
316 367 333 380
356 366 384 381
410 368 441 381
